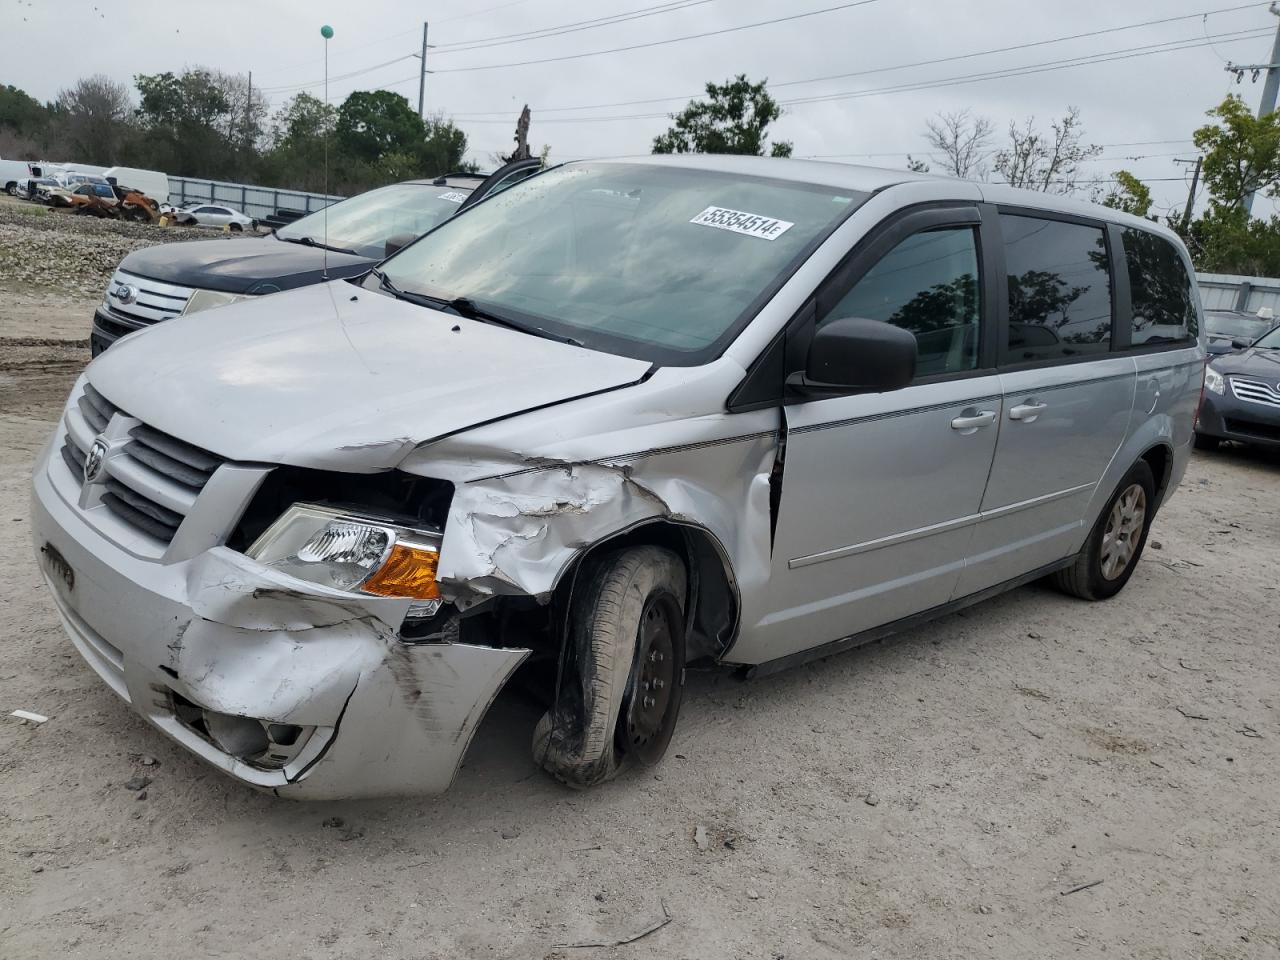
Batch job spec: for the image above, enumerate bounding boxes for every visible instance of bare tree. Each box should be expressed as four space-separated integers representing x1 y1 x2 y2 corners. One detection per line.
54 75 132 164
924 109 993 180
993 106 1101 195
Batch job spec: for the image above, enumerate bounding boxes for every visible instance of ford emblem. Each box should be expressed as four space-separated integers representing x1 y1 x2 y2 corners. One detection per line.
84 437 109 483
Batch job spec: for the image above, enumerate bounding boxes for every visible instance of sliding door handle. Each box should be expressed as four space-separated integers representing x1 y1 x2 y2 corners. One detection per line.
1009 401 1047 422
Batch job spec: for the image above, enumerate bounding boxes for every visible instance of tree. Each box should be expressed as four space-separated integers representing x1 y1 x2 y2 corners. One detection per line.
905 155 930 173
1193 94 1280 210
993 107 1101 194
336 90 425 163
652 75 792 157
924 109 993 180
1100 170 1152 217
1186 205 1280 276
420 114 469 175
135 69 240 177
0 84 49 136
55 75 133 165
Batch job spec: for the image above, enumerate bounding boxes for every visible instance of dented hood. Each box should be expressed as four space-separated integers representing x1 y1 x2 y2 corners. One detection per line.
87 281 651 469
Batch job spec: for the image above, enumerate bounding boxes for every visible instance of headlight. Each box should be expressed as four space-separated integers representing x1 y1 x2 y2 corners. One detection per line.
182 289 250 316
247 504 442 612
1205 367 1226 395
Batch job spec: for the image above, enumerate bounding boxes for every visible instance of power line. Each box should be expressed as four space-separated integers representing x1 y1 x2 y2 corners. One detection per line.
259 53 418 94
448 2 1268 115
431 0 721 53
431 0 884 73
442 27 1269 122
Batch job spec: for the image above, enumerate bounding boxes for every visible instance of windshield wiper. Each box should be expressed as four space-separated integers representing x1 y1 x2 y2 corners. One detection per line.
446 296 583 346
372 272 582 346
276 233 358 256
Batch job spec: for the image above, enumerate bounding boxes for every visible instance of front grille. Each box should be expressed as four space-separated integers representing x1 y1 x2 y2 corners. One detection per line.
58 381 226 546
1230 376 1280 409
103 269 193 327
1225 418 1280 442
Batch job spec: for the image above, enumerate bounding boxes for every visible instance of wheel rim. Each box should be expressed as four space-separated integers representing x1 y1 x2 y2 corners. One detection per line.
1100 483 1147 580
619 593 679 762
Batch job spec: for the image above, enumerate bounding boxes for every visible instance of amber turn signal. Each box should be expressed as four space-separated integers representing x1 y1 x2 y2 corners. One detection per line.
361 543 441 599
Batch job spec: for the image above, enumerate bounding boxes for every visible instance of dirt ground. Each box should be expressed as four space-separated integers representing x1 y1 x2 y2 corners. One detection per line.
2 274 1280 959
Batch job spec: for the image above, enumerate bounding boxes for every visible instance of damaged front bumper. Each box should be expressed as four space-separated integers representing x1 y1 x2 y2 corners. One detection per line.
30 443 529 800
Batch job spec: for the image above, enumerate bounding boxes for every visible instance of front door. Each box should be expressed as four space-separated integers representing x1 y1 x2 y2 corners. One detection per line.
738 207 1003 664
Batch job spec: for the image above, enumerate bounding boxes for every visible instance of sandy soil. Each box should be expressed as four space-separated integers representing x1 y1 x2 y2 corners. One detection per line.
2 296 1280 958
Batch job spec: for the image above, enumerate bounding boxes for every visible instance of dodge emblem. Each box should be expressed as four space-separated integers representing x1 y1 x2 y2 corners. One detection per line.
84 437 109 483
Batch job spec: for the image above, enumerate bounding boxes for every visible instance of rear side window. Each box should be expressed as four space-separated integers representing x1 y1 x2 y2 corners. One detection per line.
824 227 981 376
1122 228 1198 344
1001 214 1112 363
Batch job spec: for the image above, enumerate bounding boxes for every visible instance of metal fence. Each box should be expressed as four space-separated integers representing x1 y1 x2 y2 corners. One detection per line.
1196 272 1280 315
167 176 345 223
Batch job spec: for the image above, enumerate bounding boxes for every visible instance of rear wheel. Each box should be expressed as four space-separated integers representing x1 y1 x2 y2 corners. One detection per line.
1052 460 1155 600
1193 432 1220 451
533 546 686 788
229 222 243 232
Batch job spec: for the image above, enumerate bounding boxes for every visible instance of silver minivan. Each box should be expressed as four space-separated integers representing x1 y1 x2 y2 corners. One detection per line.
31 156 1205 798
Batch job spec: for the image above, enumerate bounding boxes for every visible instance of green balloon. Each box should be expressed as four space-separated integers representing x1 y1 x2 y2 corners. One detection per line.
320 24 334 38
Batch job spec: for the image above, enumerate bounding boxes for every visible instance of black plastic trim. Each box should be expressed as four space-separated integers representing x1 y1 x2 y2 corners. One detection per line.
742 556 1074 678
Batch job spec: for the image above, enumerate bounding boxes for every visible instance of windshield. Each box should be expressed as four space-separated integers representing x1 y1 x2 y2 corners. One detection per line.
277 182 473 258
379 162 864 364
1254 325 1280 349
1205 311 1273 342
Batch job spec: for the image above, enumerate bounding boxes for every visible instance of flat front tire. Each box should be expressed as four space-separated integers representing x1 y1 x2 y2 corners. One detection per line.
1052 460 1156 601
533 546 687 788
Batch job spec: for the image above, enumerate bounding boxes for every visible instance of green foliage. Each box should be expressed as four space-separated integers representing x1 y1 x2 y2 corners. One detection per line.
337 90 425 163
1185 205 1280 276
652 75 792 157
0 83 49 135
1193 95 1280 210
1101 170 1152 217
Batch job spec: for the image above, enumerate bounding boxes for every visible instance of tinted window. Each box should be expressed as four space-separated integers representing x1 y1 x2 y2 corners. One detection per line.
1122 228 1198 344
1001 214 1112 362
825 227 981 376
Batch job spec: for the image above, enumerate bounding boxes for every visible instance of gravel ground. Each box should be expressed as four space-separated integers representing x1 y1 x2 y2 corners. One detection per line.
2 211 1280 959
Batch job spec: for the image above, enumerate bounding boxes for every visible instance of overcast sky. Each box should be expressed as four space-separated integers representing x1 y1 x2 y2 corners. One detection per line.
3 0 1278 215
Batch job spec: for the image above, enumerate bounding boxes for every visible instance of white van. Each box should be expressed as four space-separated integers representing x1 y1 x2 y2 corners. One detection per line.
1 157 32 195
103 166 169 204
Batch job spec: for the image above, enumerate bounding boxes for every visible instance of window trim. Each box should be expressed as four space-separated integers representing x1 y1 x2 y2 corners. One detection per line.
1115 222 1201 354
993 205 1119 372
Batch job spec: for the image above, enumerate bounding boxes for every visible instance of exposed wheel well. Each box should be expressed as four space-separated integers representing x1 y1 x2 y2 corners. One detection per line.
1140 443 1173 509
552 520 739 664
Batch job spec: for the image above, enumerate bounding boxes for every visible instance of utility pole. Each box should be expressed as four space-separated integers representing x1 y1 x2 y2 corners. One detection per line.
1175 156 1203 228
419 21 430 120
1224 1 1280 215
245 70 253 152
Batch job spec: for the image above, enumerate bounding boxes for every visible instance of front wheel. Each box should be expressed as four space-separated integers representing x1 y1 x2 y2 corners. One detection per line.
533 546 687 788
1052 460 1155 600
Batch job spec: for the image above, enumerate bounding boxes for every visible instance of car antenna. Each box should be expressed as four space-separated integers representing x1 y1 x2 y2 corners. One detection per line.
320 23 334 280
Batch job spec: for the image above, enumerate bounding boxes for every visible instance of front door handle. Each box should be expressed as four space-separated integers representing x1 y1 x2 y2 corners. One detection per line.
1009 400 1047 422
950 409 997 434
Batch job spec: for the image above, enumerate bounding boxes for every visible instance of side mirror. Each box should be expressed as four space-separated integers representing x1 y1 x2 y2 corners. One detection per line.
384 233 415 259
789 317 917 398
1230 337 1252 349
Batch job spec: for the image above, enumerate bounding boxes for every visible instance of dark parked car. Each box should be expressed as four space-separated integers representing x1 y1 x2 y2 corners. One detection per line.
90 158 542 355
1196 323 1280 449
1204 308 1277 356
